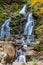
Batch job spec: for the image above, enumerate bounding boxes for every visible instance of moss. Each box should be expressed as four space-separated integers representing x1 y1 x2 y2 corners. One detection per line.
22 0 28 3
34 44 43 51
32 60 38 65
11 11 20 17
8 3 20 11
22 63 26 65
35 24 43 42
0 6 7 19
0 5 8 27
35 25 43 35
0 0 43 38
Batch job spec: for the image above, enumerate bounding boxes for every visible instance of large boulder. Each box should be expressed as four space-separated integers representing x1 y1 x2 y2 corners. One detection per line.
0 43 15 64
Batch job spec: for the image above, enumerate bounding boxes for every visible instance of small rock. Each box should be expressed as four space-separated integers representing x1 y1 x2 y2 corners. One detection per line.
27 47 34 50
26 50 37 56
40 51 43 56
0 48 3 51
30 41 40 46
39 56 43 60
38 61 43 65
4 36 11 41
0 63 2 65
12 62 22 65
27 61 43 65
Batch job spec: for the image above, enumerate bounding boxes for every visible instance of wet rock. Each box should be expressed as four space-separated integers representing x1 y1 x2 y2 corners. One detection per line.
27 61 43 65
38 51 43 60
27 47 34 50
0 63 2 65
15 39 22 44
23 45 28 51
30 41 40 46
0 41 4 44
22 46 34 52
0 48 3 51
39 56 43 60
12 61 43 65
40 51 43 56
12 62 25 65
4 36 11 41
37 61 43 65
26 50 37 56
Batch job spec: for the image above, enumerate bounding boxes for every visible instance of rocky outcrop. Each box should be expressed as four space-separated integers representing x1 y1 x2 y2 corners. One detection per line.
0 42 15 64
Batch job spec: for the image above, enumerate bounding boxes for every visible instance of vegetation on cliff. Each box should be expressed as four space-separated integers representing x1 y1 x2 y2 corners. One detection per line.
0 0 43 49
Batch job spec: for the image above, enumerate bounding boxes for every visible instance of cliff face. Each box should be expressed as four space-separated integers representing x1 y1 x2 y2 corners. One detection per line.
0 0 43 44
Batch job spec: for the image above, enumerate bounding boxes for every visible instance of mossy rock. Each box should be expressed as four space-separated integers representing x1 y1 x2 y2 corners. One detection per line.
34 44 43 51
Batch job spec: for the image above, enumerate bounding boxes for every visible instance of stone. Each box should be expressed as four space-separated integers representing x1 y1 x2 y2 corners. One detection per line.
27 61 43 65
27 47 34 50
12 62 23 65
0 48 3 51
26 50 37 56
12 61 43 65
4 36 11 41
4 44 15 56
39 56 43 60
37 61 43 65
0 63 2 65
0 41 4 44
15 39 22 44
30 41 40 46
40 51 43 55
0 43 15 64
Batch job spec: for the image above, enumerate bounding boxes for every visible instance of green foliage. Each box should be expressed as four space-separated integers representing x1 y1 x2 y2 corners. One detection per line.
32 3 41 13
8 3 19 11
35 25 43 37
0 0 43 41
29 0 43 15
0 5 7 22
22 0 28 2
22 63 26 65
32 60 38 65
34 44 43 51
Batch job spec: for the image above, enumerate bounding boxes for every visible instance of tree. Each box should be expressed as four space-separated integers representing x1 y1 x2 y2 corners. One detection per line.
29 0 43 15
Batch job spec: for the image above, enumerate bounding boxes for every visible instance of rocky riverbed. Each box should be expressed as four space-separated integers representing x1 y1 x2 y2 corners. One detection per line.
0 35 43 65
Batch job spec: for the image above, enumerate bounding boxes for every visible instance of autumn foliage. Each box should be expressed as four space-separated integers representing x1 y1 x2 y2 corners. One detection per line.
29 0 43 15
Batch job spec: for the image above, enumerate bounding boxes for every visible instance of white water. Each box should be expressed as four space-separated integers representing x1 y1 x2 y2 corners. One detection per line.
0 17 11 38
0 4 34 62
24 13 34 43
15 49 26 62
24 13 34 35
19 4 26 16
19 54 26 62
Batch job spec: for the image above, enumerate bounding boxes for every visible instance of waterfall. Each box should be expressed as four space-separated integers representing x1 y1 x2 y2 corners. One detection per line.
24 13 34 35
19 4 26 16
15 49 26 62
0 17 11 38
19 54 26 62
24 13 34 43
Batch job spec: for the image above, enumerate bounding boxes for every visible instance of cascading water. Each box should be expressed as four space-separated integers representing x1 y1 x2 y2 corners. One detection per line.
24 13 34 43
15 49 26 62
19 4 26 16
24 13 34 35
19 54 26 62
0 17 11 38
0 3 34 62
